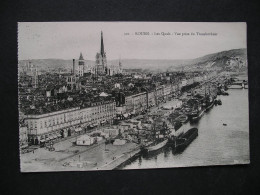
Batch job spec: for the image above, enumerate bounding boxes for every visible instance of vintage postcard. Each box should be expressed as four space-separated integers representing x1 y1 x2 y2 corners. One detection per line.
18 22 249 172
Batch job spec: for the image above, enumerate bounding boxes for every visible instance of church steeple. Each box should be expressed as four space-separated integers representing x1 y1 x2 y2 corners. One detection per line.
100 31 105 57
95 31 107 76
79 52 84 60
78 52 85 77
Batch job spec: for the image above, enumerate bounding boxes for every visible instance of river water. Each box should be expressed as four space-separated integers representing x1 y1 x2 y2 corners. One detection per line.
123 89 250 169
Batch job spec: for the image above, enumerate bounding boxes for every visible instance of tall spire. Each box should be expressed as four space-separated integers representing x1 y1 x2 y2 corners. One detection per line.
100 31 105 56
79 52 84 60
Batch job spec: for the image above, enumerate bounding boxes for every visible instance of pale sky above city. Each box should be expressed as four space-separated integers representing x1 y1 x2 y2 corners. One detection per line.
18 22 247 61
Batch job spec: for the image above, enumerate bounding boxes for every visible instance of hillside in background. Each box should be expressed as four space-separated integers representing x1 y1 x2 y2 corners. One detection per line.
18 48 247 73
176 48 247 72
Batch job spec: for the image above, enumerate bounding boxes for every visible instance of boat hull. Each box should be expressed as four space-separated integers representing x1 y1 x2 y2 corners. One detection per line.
177 115 189 124
227 85 243 89
145 139 168 153
189 109 204 121
174 128 198 153
205 101 214 112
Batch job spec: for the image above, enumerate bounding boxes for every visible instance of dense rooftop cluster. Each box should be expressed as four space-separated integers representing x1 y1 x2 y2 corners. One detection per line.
18 69 208 116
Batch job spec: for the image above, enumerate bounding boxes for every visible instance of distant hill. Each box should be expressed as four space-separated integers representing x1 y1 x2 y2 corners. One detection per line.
176 48 247 72
18 48 247 73
110 59 188 71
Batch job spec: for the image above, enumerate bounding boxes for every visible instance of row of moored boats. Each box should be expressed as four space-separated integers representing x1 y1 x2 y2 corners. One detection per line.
140 86 223 154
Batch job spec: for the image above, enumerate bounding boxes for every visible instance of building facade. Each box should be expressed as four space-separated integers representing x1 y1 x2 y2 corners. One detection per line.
163 84 173 100
148 91 156 107
24 101 116 145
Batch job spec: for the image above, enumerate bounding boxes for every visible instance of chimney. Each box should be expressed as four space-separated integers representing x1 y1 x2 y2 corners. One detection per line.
72 59 75 75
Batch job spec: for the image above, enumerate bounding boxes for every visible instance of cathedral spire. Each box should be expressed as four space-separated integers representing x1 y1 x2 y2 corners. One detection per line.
79 52 84 60
100 31 105 57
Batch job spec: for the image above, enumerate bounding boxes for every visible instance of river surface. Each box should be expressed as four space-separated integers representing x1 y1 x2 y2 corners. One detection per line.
123 89 250 169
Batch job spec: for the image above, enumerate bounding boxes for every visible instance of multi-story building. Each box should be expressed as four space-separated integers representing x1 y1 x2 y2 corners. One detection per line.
148 91 156 107
65 74 78 91
163 84 173 100
24 101 116 145
132 92 147 114
156 85 164 102
125 95 134 114
124 91 148 115
88 101 116 126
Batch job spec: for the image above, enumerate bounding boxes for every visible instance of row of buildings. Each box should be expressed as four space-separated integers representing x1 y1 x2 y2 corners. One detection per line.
20 73 213 146
20 69 217 146
19 72 217 147
23 100 116 145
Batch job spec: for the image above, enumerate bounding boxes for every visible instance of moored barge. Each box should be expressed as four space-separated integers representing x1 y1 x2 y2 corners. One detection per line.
174 128 198 153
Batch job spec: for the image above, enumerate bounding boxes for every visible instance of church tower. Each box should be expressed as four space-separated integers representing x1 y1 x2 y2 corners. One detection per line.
95 31 107 75
78 52 85 77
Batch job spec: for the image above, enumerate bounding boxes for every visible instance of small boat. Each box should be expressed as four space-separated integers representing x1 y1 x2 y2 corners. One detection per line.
189 108 204 122
223 123 227 126
217 100 222 105
143 138 168 153
204 96 215 112
177 114 189 124
227 84 243 89
174 128 198 153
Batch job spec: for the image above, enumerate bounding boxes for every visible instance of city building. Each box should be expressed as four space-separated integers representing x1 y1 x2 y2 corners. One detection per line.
163 84 173 100
24 100 116 145
65 74 78 91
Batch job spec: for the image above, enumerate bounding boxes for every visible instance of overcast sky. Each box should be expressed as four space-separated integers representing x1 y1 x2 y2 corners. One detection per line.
18 22 247 61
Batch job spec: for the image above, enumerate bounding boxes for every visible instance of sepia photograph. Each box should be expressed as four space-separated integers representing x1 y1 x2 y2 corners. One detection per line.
18 22 249 172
